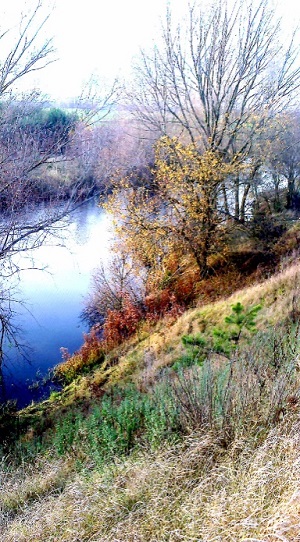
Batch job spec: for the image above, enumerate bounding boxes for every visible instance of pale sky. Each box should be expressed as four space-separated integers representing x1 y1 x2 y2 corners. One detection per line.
42 0 167 100
2 0 300 103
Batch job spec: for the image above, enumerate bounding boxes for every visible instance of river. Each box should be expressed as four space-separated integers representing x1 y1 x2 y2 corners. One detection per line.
1 200 112 408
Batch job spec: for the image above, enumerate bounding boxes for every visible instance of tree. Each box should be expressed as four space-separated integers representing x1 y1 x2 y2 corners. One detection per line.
0 1 55 96
0 100 78 202
83 252 145 327
0 3 91 368
20 106 78 155
67 114 155 198
265 111 300 210
130 0 300 220
105 136 239 279
178 302 262 365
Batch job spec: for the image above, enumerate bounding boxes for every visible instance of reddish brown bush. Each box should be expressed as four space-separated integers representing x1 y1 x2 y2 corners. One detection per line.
102 295 143 349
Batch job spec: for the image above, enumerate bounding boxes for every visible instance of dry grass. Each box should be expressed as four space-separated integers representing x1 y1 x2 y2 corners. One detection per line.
121 259 300 390
0 456 75 532
2 261 300 541
57 259 300 398
1 415 300 541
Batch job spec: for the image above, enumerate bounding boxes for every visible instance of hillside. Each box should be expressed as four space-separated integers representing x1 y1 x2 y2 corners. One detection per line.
1 258 300 541
0 0 300 538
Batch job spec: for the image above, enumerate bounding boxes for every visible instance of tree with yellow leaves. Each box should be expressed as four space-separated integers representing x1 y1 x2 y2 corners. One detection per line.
105 137 239 279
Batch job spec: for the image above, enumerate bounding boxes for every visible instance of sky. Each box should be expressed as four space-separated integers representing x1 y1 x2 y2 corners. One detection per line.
2 0 300 103
39 0 167 101
2 0 169 102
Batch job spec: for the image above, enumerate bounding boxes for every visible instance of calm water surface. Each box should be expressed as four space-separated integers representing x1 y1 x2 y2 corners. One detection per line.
2 200 112 408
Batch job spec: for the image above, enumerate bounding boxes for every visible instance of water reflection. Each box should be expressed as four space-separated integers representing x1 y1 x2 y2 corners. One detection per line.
1 200 112 408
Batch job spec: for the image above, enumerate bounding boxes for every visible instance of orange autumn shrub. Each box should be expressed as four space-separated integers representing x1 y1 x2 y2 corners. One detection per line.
145 289 185 322
55 326 105 383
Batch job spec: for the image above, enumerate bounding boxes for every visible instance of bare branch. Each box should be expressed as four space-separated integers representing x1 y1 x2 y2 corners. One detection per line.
0 1 56 96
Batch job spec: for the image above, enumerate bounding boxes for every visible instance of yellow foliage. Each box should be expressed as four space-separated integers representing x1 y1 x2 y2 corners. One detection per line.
104 137 241 279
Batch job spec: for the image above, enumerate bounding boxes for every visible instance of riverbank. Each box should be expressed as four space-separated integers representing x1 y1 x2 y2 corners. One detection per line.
1 258 300 540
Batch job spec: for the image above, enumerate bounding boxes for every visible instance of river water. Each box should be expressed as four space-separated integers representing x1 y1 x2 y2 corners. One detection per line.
1 200 112 408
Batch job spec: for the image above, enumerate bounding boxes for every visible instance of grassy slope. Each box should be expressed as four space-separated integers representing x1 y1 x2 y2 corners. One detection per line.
86 256 300 393
1 259 300 541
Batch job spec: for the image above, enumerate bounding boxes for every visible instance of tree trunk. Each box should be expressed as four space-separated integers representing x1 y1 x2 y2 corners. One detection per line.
234 177 240 221
222 182 230 219
287 174 296 209
240 183 251 223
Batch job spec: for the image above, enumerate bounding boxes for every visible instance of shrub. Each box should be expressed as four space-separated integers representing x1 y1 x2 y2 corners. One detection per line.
102 295 143 349
55 326 105 383
6 319 300 467
173 334 207 371
273 222 300 257
145 288 185 323
50 385 180 463
83 253 145 327
249 210 287 251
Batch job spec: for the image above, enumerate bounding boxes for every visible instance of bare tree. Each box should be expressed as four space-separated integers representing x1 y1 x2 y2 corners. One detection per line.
0 2 116 369
130 0 300 220
83 252 145 327
266 111 300 210
74 76 121 127
0 1 55 96
0 1 120 261
67 115 155 196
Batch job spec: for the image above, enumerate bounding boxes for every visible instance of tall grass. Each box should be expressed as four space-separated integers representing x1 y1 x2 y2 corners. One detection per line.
1 315 300 540
5 320 300 468
167 322 300 442
1 414 300 541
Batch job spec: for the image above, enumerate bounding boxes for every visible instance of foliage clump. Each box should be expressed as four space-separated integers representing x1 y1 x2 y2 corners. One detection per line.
212 301 262 355
55 327 105 383
174 302 262 369
105 137 239 281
